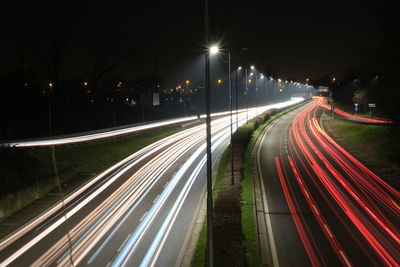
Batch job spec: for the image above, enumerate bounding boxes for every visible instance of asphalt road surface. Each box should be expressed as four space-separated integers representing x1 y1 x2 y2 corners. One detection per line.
0 98 304 266
258 97 400 266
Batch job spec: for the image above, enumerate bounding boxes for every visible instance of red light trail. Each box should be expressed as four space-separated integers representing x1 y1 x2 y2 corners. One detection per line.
275 97 400 266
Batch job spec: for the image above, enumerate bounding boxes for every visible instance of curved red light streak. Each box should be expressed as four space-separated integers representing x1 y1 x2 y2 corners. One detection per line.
275 97 400 266
319 98 393 124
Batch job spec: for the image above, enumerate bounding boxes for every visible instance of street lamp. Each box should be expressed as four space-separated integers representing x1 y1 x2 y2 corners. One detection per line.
210 47 235 186
244 67 250 123
236 66 241 132
205 43 214 267
204 1 213 264
210 45 219 55
250 71 260 115
260 74 268 105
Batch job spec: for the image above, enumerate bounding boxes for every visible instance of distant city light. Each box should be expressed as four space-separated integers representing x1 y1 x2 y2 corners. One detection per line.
250 65 255 70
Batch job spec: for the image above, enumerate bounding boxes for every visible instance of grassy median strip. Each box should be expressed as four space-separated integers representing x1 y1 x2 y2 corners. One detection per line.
0 124 197 220
191 148 230 267
192 99 311 266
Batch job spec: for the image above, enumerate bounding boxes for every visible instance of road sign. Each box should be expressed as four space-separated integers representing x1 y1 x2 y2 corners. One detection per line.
153 93 160 106
368 103 376 108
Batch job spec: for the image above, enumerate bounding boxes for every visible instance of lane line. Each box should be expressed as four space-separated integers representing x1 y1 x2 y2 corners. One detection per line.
257 117 283 267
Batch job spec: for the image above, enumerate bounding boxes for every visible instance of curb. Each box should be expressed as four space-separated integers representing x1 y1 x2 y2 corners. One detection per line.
251 100 312 267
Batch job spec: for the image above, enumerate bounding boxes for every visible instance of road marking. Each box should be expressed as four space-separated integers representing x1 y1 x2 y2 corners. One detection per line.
324 224 333 238
257 118 281 267
163 181 169 189
153 194 160 204
118 234 132 252
340 250 352 267
139 211 148 222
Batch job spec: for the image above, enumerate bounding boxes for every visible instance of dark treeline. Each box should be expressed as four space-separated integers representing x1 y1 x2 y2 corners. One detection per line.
315 1 400 122
0 3 201 140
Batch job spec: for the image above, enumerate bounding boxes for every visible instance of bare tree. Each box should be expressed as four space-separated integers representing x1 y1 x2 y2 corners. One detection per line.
82 25 137 92
34 4 80 89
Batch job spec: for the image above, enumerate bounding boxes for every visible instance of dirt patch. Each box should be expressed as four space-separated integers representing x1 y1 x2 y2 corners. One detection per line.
214 146 246 266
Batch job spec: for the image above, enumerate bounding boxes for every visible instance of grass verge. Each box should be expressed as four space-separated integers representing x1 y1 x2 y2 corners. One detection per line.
0 124 196 220
191 148 230 267
330 119 397 161
328 119 400 187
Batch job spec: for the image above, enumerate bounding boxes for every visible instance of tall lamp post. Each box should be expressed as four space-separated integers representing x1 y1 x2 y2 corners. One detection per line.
205 0 213 263
210 48 238 185
228 52 234 185
205 44 217 267
245 68 249 123
250 69 259 115
236 67 241 134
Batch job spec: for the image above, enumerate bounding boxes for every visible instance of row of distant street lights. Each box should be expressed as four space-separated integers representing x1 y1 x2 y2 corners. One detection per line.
206 45 259 266
205 44 315 265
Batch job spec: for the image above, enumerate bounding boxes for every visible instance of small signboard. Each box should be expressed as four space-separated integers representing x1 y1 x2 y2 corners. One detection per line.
318 86 329 93
368 103 376 108
153 93 160 106
330 105 335 111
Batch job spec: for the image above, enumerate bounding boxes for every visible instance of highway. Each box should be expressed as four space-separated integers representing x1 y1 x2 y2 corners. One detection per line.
0 98 304 266
257 97 400 266
3 109 259 148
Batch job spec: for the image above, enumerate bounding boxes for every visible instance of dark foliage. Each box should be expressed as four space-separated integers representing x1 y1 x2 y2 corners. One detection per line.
0 145 40 196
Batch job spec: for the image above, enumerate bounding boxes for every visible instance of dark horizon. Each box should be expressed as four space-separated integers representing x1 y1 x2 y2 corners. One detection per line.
0 1 392 86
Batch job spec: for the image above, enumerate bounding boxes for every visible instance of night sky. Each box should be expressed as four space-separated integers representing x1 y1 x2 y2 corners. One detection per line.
0 0 386 87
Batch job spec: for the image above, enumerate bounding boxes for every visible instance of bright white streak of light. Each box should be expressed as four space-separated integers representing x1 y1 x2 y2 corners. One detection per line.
112 124 231 267
140 127 232 267
0 97 305 266
0 126 202 266
4 98 304 148
4 116 199 147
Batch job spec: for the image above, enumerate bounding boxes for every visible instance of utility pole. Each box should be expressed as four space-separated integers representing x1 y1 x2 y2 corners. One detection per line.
204 0 213 265
228 52 234 185
235 69 239 132
245 68 248 123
